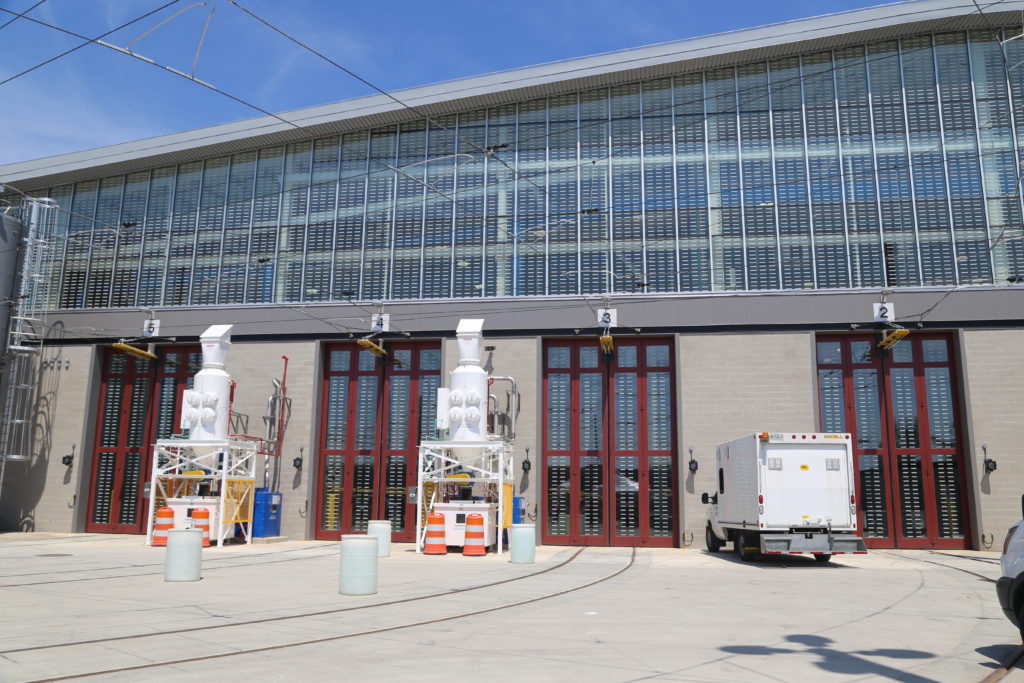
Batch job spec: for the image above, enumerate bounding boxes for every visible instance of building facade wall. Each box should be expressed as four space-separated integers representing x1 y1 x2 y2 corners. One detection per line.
960 328 1024 547
0 344 96 533
678 332 817 543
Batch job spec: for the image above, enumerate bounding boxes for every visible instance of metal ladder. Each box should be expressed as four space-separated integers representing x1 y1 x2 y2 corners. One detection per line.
0 197 58 471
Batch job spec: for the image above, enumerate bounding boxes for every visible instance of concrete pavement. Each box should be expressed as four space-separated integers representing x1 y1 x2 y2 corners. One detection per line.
0 533 1020 682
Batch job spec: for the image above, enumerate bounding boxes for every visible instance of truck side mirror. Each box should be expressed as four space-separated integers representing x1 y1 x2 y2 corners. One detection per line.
701 492 709 504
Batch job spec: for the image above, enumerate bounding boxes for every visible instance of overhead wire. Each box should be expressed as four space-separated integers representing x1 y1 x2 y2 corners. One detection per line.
0 0 46 33
0 6 301 130
0 0 182 88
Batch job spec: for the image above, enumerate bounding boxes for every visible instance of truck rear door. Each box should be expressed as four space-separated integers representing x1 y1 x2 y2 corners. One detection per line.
762 441 853 529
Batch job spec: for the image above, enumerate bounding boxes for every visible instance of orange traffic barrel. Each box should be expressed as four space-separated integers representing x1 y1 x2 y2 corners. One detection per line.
424 512 447 555
151 507 174 547
463 513 486 556
192 507 211 548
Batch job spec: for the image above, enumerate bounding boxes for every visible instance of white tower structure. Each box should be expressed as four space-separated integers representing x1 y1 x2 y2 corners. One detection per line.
146 324 259 546
180 324 233 441
415 319 516 555
442 319 488 457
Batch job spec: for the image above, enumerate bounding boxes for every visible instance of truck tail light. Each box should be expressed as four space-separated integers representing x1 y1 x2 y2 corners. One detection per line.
758 495 764 504
850 494 856 505
1004 525 1019 555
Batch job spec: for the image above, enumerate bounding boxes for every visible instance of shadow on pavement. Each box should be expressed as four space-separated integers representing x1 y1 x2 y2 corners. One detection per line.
704 549 857 569
721 633 936 682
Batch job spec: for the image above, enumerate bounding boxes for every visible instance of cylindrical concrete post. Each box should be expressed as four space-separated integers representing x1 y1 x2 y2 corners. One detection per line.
509 524 536 564
367 520 392 557
339 535 378 595
165 529 203 582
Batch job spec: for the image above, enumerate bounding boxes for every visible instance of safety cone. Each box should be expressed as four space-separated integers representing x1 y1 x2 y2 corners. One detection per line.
151 507 174 547
463 513 486 556
192 507 211 548
424 512 447 555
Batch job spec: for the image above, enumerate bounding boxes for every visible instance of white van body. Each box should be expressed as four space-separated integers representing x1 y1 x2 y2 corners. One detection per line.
705 432 867 560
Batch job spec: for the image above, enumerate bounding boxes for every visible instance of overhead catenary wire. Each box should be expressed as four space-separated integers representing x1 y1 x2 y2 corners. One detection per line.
0 6 301 131
0 0 182 88
0 0 46 33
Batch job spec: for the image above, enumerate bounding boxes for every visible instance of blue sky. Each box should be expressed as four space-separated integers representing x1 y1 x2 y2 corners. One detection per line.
0 0 884 165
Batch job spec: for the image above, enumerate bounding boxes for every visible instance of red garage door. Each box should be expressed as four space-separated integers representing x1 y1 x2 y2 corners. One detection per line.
86 347 200 533
316 341 440 541
816 334 968 549
542 338 677 547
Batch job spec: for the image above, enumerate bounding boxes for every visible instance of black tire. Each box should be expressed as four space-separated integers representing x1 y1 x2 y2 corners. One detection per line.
735 532 756 562
1016 600 1024 641
706 525 722 553
814 553 832 563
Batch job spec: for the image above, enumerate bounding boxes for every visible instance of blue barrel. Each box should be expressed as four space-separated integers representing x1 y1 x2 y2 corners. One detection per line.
512 496 524 524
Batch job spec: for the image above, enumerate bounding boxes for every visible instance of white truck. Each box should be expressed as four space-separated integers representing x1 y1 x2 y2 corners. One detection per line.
702 432 867 562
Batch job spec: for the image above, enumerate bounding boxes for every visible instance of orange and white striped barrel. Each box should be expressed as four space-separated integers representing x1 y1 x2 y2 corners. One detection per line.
192 507 211 548
151 507 174 547
424 512 447 555
463 513 486 556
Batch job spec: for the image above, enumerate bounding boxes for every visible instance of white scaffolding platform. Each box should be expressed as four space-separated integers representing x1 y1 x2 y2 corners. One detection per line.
145 438 258 546
415 440 514 555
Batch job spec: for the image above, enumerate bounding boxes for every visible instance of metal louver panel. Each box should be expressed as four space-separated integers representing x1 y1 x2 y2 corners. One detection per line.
853 369 882 449
817 369 845 432
649 455 672 537
320 454 344 531
387 376 409 450
580 455 604 535
614 455 639 536
118 452 142 525
546 455 570 536
646 372 671 450
418 375 440 441
547 374 570 450
99 378 124 448
324 376 348 449
580 374 603 451
890 368 919 448
126 376 151 447
898 454 927 538
350 454 374 532
925 367 956 448
384 455 406 532
155 377 178 440
91 452 116 525
354 376 378 451
933 454 963 538
614 372 638 450
859 454 889 537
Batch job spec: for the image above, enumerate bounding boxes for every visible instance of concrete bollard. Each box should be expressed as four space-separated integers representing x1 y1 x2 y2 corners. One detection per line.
165 529 203 582
367 520 392 557
339 535 378 595
509 523 536 564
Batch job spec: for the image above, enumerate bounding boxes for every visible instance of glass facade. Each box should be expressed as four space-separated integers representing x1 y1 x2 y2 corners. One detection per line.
32 28 1024 310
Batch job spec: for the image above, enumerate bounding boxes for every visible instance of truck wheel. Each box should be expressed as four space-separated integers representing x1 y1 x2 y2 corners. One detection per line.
706 525 722 553
814 553 832 563
735 533 756 562
1016 600 1024 641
